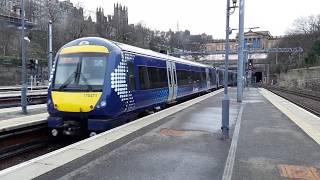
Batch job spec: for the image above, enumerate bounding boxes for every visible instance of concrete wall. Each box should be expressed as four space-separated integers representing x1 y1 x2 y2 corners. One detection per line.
278 66 320 91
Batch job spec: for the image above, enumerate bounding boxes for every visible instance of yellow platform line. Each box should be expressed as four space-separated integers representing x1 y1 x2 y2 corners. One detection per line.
259 88 320 145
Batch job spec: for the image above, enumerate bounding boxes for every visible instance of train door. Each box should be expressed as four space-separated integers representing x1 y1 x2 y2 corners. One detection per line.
166 61 177 102
205 68 210 89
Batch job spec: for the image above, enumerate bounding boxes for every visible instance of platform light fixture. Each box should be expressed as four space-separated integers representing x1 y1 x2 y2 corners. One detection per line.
232 0 238 7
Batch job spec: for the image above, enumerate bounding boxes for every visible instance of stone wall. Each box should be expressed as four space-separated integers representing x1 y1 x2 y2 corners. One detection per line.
0 65 48 86
278 66 320 91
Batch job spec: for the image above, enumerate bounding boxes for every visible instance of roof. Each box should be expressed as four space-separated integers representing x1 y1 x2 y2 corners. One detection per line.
113 41 211 68
61 37 211 68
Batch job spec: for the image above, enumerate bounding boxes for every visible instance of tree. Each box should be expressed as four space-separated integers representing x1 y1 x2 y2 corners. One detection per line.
269 14 320 73
305 40 320 66
0 24 18 56
46 0 61 24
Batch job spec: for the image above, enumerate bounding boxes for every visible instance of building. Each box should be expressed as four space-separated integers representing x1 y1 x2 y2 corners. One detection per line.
205 39 237 52
96 3 129 38
241 30 280 49
205 30 281 52
202 30 283 84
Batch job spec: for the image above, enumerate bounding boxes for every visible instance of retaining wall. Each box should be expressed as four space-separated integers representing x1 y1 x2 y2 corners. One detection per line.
278 66 320 91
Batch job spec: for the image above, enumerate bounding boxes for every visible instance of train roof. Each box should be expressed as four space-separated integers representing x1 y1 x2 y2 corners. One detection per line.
61 37 211 68
112 41 211 68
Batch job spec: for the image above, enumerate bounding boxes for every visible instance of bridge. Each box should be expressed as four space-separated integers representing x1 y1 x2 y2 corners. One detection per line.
0 13 34 29
169 47 303 56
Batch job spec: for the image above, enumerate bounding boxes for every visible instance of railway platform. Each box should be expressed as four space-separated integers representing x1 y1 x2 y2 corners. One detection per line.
0 88 320 180
0 86 47 92
0 104 46 121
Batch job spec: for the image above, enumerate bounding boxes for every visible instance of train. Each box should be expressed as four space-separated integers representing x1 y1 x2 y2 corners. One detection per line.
47 37 237 137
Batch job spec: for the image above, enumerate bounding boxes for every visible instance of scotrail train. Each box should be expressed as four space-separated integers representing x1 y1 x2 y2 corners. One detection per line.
47 37 236 137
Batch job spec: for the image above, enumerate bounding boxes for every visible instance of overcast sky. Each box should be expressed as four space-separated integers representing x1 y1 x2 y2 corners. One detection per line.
71 0 320 38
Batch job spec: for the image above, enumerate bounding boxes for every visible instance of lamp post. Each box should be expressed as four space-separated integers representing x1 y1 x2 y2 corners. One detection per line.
237 0 245 102
222 0 237 140
48 20 53 79
20 0 28 114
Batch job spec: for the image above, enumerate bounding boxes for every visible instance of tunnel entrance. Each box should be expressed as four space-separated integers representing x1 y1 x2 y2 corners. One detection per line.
254 72 262 83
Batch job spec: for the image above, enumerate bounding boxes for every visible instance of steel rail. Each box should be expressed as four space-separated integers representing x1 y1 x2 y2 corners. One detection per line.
265 86 320 117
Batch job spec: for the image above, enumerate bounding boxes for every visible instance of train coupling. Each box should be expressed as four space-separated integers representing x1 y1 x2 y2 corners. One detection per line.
63 126 81 136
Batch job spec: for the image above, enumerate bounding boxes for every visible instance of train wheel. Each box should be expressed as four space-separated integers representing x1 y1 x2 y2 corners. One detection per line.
89 132 97 137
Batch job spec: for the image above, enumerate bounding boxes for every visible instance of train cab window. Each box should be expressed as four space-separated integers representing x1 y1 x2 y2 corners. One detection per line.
128 61 135 91
53 53 107 91
80 56 107 86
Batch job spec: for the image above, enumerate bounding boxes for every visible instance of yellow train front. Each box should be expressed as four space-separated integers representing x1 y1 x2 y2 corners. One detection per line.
47 37 130 137
47 37 220 137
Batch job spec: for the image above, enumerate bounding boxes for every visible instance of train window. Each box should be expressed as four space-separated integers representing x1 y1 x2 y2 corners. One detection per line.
158 68 167 86
210 71 216 84
149 67 168 88
207 71 211 82
201 71 206 83
168 69 172 86
139 66 150 90
188 71 193 84
80 57 107 86
138 66 167 90
192 71 201 84
128 61 135 91
177 70 190 86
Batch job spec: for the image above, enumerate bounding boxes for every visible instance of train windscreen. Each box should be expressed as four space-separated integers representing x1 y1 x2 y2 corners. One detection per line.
52 53 107 91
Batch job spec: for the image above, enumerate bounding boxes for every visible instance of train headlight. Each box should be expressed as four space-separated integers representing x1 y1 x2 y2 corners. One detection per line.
51 129 58 137
47 98 52 106
100 100 107 107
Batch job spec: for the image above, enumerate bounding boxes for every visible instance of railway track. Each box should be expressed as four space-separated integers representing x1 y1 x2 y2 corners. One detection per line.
0 86 47 92
0 94 47 108
0 124 80 170
265 86 320 117
0 124 48 160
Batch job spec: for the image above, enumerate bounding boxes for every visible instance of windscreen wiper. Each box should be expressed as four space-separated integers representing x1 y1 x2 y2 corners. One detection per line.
58 71 77 91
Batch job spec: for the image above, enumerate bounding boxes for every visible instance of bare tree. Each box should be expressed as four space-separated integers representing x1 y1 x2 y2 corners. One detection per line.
65 8 87 39
0 24 18 56
269 14 320 74
46 0 61 24
288 15 320 35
